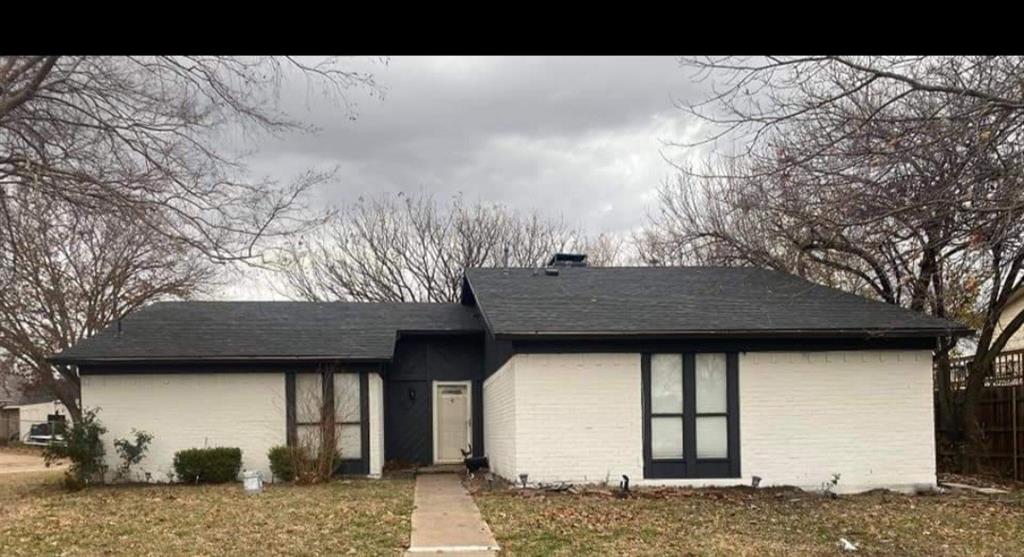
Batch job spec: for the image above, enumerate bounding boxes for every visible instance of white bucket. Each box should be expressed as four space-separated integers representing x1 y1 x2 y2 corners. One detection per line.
242 470 263 494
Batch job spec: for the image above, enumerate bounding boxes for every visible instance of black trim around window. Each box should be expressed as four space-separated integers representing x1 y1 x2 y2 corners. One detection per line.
642 352 740 479
285 365 370 476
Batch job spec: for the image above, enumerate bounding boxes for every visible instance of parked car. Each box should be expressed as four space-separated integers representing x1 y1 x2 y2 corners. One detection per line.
24 422 65 447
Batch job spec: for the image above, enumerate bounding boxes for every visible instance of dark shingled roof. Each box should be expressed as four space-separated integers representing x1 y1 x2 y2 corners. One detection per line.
52 266 969 364
463 266 969 338
51 302 483 364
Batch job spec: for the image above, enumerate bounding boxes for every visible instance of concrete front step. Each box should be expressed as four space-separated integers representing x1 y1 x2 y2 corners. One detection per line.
405 548 498 556
415 464 466 474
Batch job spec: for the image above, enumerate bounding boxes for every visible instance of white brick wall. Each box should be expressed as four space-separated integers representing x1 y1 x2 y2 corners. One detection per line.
483 350 936 493
368 372 384 477
82 373 286 482
736 350 936 493
84 372 385 482
483 358 516 478
484 353 643 484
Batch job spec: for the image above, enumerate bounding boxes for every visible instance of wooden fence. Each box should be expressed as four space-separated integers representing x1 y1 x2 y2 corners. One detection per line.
936 349 1023 481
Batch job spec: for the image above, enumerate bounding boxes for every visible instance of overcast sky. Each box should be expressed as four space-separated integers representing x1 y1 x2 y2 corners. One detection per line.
220 56 709 299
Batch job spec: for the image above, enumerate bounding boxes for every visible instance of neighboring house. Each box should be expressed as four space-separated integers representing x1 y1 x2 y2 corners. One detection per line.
995 287 1024 352
51 255 968 493
7 399 67 443
0 402 17 442
0 375 67 443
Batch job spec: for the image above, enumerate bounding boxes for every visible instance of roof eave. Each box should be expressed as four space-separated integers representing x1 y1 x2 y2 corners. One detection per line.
493 327 973 341
48 355 393 366
461 272 500 340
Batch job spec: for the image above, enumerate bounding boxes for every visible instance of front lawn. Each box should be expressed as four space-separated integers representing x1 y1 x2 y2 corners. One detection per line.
0 471 414 556
476 485 1024 556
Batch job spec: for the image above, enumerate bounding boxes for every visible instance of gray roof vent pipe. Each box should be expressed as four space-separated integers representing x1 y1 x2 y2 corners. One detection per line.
546 253 588 268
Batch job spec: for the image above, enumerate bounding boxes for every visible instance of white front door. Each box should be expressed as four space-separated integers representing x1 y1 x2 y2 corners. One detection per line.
434 382 470 464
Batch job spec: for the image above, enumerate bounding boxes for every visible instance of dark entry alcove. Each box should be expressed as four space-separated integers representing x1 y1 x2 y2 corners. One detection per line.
384 333 485 464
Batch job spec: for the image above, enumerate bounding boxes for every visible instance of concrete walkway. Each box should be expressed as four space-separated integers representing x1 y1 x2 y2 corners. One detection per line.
405 473 499 555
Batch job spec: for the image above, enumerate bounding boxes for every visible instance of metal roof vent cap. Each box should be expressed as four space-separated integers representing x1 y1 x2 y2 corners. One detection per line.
546 253 588 268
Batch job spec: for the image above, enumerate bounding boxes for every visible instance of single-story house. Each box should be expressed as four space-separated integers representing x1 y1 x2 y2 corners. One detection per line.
51 255 969 492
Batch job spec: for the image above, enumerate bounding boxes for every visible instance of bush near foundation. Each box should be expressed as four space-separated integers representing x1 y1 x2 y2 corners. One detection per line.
172 447 242 484
42 408 107 490
268 445 299 482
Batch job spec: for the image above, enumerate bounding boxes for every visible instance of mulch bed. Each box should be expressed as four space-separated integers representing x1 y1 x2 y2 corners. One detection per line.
473 472 1024 556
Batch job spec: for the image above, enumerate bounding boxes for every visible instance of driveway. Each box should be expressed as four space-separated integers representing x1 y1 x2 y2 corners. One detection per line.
0 450 64 475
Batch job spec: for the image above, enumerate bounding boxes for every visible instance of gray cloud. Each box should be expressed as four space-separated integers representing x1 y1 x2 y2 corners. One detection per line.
250 56 704 232
220 56 707 299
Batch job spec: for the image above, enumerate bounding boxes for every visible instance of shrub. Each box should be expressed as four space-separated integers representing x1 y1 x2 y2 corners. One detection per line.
268 445 299 482
293 442 342 485
267 443 340 484
43 408 107 490
172 447 242 484
113 429 154 482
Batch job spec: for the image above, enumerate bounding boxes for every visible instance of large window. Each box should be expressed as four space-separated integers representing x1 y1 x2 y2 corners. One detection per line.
289 368 368 474
642 352 739 479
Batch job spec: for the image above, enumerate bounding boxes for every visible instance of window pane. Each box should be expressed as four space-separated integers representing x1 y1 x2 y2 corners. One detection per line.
696 416 728 459
695 353 727 414
651 354 683 414
336 424 362 459
651 417 683 459
334 373 360 422
296 424 321 451
296 373 323 423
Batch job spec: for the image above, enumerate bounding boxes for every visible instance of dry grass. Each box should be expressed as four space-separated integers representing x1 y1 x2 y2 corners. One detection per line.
0 445 46 457
0 470 414 556
475 485 1024 556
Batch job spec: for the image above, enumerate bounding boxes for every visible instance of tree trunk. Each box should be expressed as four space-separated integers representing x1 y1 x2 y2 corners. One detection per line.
45 363 82 424
960 360 991 473
933 342 960 469
59 389 82 424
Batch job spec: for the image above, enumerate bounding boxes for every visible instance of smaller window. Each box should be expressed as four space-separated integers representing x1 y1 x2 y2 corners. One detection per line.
336 424 362 459
695 416 728 459
649 354 684 461
334 373 362 459
694 353 728 460
651 354 684 414
695 353 727 414
651 417 684 459
295 373 323 423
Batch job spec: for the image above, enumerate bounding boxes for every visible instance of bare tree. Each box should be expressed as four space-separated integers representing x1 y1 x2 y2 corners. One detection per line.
584 232 633 267
649 56 1024 469
0 188 213 421
0 56 378 262
0 56 379 420
275 192 592 303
